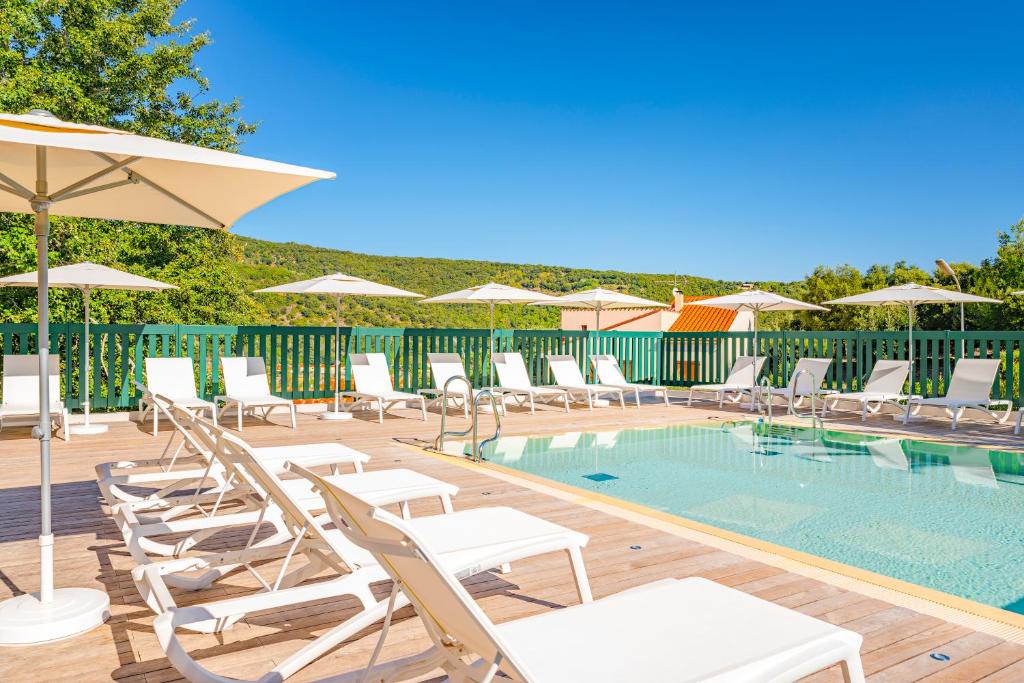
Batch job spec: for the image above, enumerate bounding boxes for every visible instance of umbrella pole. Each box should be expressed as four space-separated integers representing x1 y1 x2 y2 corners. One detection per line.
0 147 109 645
751 308 759 410
33 177 53 604
71 287 107 435
489 302 494 388
904 303 915 423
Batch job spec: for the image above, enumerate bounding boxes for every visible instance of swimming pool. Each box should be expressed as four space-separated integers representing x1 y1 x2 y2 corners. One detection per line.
473 422 1024 615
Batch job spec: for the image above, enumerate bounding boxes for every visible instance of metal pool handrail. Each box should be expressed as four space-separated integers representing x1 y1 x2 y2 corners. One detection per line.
433 376 502 462
789 369 823 429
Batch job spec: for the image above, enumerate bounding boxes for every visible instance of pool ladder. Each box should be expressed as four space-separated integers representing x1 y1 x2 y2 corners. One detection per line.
433 375 502 463
755 376 773 426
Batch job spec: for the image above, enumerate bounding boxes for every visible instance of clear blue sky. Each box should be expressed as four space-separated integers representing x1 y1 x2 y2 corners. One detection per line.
185 1 1024 281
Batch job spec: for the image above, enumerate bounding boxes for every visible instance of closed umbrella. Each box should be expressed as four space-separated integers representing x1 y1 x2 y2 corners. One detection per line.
421 282 556 386
0 109 332 644
0 262 175 435
826 283 1001 418
694 290 828 385
255 273 423 419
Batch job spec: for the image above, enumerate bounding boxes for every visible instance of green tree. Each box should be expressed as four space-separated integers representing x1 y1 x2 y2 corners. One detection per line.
0 0 261 324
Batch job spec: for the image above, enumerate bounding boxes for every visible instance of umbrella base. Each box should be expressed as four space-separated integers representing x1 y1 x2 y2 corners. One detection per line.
591 399 610 408
70 423 108 436
320 411 353 421
0 588 110 646
893 413 928 424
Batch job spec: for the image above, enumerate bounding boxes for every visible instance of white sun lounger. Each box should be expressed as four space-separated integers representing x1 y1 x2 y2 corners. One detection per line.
755 357 834 408
950 449 999 489
97 395 369 517
339 352 427 423
591 353 671 407
864 438 910 471
904 359 1012 430
418 352 505 416
0 354 69 440
546 354 625 409
126 409 460 630
215 356 296 430
491 352 570 414
686 355 766 407
137 356 217 435
304 471 866 683
822 360 911 421
149 426 592 683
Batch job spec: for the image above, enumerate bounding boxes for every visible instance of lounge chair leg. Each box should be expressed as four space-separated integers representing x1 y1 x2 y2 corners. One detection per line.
290 405 296 429
951 408 960 431
529 395 535 415
153 404 159 436
662 389 669 407
619 392 625 410
587 392 593 412
567 546 593 603
439 493 454 514
400 501 411 519
564 394 570 413
420 398 427 422
686 390 693 406
378 403 384 424
237 404 243 431
840 653 866 683
861 400 867 422
499 562 512 574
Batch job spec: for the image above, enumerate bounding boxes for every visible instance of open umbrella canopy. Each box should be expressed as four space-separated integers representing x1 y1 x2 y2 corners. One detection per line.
532 287 667 311
825 283 1001 307
420 282 556 305
422 283 556 386
697 289 829 313
255 274 421 420
255 272 423 298
0 262 175 437
0 261 176 291
0 110 334 228
0 108 333 646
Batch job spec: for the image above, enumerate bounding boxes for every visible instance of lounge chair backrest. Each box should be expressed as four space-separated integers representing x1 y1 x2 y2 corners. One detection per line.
787 357 832 394
493 352 533 389
179 409 366 571
297 467 532 680
145 357 199 399
945 359 1001 401
723 355 765 386
2 354 60 408
862 360 910 395
426 353 470 391
591 354 628 385
220 356 272 397
547 354 586 386
349 353 395 395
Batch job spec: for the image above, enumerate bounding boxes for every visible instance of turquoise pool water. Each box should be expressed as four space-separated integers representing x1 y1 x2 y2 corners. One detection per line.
475 422 1024 614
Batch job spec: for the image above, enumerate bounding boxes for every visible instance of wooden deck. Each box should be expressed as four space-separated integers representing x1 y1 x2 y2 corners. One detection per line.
2 397 1024 682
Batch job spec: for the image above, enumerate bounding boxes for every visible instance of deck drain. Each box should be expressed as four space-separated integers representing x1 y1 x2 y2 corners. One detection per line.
583 473 618 482
629 545 642 550
930 653 950 662
481 491 492 496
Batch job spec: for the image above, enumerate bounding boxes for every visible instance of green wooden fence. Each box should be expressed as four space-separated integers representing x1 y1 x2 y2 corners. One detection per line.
1 323 1021 410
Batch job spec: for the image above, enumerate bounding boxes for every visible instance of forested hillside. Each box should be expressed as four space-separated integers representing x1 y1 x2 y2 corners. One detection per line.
0 0 1021 334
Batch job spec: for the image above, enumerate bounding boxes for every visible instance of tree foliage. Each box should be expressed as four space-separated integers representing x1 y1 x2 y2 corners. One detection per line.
0 1 1021 333
0 0 260 324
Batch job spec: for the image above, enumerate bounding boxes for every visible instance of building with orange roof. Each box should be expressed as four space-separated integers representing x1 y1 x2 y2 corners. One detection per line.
559 289 752 333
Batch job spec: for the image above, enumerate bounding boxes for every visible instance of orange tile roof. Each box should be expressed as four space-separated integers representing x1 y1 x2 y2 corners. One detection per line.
667 296 738 333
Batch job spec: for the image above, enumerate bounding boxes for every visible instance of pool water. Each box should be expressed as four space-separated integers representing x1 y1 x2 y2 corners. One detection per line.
473 422 1024 615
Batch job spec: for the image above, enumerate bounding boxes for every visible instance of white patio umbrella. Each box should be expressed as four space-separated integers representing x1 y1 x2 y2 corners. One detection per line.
421 282 557 386
826 283 1001 417
0 262 175 435
0 109 332 645
694 290 829 384
531 287 667 336
255 273 423 419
